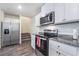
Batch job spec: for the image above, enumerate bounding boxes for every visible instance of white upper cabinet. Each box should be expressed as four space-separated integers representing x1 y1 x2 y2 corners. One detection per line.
55 3 79 23
41 3 55 17
40 3 79 24
55 3 65 23
65 3 79 21
35 13 41 26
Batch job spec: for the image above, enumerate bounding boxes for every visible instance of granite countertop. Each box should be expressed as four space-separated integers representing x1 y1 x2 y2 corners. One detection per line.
32 33 79 47
49 34 79 47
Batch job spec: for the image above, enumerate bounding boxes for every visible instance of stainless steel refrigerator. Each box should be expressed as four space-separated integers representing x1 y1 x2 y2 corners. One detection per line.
1 20 20 47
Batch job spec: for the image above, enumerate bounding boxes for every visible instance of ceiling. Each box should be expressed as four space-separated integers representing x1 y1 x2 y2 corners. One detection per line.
0 3 44 17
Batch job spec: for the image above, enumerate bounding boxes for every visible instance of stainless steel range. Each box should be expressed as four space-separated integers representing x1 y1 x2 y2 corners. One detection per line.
35 35 49 56
35 29 58 56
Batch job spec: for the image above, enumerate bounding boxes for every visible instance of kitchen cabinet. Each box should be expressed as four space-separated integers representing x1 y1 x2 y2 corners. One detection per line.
31 17 37 49
49 45 68 56
77 48 79 56
59 42 78 56
35 13 41 26
55 3 79 24
32 16 40 33
49 39 61 50
49 47 58 56
49 40 60 56
31 27 39 49
49 40 77 56
41 3 54 17
41 3 79 24
55 3 65 23
31 16 40 49
65 3 79 21
58 50 71 56
31 34 35 49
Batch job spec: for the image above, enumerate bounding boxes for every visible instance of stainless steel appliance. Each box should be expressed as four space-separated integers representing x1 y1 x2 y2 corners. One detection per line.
39 29 58 38
35 29 58 56
35 35 49 56
44 29 58 38
1 20 20 47
40 11 55 25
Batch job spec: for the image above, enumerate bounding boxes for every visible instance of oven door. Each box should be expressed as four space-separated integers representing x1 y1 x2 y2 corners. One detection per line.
35 35 49 56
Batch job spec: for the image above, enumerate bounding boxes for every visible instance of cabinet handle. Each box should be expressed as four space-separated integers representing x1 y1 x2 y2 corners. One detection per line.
56 51 58 53
63 19 66 21
58 46 60 47
59 52 61 55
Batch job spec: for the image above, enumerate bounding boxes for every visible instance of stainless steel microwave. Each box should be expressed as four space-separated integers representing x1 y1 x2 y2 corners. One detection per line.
40 11 55 25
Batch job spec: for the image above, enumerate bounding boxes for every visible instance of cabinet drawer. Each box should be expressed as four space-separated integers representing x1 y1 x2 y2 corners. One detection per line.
77 48 79 56
49 40 61 50
49 40 77 56
59 50 72 56
59 43 77 56
49 45 58 56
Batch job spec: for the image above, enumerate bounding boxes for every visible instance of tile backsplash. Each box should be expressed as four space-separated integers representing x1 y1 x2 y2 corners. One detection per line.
40 22 79 35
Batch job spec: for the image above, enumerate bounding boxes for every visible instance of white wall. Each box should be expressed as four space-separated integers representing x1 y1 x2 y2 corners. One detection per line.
20 16 32 33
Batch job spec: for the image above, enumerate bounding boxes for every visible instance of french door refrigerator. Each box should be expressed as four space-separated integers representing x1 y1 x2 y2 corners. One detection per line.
1 20 20 47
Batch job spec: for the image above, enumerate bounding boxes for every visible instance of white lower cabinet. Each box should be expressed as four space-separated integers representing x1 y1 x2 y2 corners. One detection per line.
49 40 59 56
49 40 78 56
31 34 35 49
59 43 77 56
77 48 79 56
49 48 58 56
58 50 71 56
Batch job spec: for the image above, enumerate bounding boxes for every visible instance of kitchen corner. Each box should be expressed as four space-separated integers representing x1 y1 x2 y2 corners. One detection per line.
31 3 79 56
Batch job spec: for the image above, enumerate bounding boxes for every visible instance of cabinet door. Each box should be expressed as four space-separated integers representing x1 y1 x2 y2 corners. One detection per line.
41 3 54 17
55 3 65 23
35 13 41 26
32 17 39 33
59 50 72 56
77 48 79 56
49 40 59 56
65 3 79 21
49 40 61 50
49 40 78 56
59 43 77 56
49 48 58 56
31 34 35 49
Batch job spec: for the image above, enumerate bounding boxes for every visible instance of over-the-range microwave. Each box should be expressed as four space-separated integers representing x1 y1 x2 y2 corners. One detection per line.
40 11 55 25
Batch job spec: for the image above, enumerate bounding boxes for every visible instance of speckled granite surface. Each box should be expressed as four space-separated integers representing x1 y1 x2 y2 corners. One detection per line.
50 34 79 47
